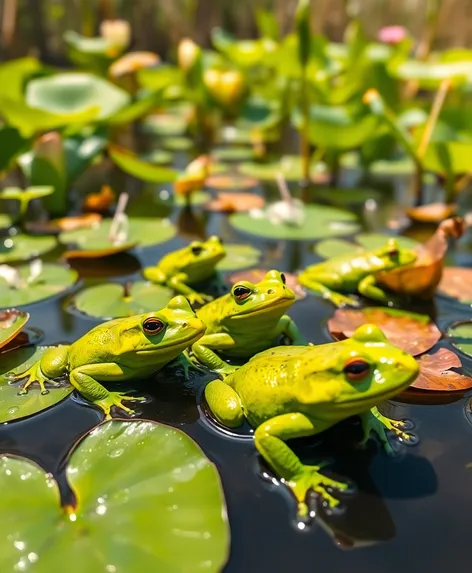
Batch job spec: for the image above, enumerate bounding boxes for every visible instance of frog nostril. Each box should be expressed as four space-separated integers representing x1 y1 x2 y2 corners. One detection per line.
267 289 275 294
181 322 188 328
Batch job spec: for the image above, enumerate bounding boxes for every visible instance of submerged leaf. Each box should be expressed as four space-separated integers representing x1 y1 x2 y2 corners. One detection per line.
412 348 472 391
0 309 29 350
328 307 441 356
0 419 229 572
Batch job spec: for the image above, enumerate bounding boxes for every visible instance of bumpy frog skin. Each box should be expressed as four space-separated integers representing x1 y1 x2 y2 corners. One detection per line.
143 236 226 305
205 324 419 516
298 239 417 307
192 270 306 377
13 296 206 419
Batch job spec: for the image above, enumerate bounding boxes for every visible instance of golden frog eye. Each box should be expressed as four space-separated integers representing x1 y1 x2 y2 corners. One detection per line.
233 285 252 301
143 318 165 335
343 359 370 381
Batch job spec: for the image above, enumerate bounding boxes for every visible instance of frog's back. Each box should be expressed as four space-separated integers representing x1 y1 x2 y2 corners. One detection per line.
69 321 123 367
306 251 384 287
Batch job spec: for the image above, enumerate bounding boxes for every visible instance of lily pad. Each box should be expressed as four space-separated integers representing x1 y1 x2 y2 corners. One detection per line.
0 346 72 422
0 234 57 264
206 192 265 213
0 419 229 572
216 244 262 271
74 282 173 319
447 322 472 358
314 233 420 260
0 263 78 308
161 136 193 151
205 174 259 190
142 113 188 136
328 307 441 356
230 204 360 240
60 217 176 257
26 73 130 121
212 146 255 163
109 144 178 183
412 348 472 391
313 187 382 206
140 150 173 166
0 309 29 350
405 203 456 224
226 269 306 300
438 267 472 304
238 155 325 182
155 189 211 207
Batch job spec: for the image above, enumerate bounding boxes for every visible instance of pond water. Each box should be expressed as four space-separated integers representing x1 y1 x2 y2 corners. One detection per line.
1 159 472 572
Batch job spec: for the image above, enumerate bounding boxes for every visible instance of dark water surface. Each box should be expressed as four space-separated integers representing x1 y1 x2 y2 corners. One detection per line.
1 172 472 573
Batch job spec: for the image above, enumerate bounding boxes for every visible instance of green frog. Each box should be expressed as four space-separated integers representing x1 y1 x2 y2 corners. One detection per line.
143 235 226 305
298 239 417 307
205 323 419 516
192 270 306 377
13 296 206 419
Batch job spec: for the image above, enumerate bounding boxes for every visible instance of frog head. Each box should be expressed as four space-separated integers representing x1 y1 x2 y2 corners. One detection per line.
296 324 419 420
374 239 417 272
117 296 206 363
225 270 296 321
180 236 226 274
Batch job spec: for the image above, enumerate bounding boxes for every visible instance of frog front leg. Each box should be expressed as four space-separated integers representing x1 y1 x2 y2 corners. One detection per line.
359 406 415 455
298 272 360 308
191 333 238 377
69 363 146 420
168 273 213 306
14 346 69 395
358 274 396 305
276 315 307 345
205 379 244 427
255 413 349 516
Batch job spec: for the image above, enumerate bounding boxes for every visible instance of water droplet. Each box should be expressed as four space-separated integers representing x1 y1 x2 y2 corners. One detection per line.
105 565 116 573
7 407 19 415
96 504 107 516
27 552 38 563
13 540 25 551
109 448 124 458
14 558 27 571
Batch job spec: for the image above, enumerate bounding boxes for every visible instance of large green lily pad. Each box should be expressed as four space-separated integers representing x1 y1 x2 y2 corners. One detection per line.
212 146 255 163
314 233 420 259
230 204 360 240
0 419 229 572
0 346 72 422
0 234 57 264
60 217 176 256
0 309 29 350
0 263 78 308
313 187 381 206
26 73 130 120
447 322 472 358
217 244 262 271
74 282 173 319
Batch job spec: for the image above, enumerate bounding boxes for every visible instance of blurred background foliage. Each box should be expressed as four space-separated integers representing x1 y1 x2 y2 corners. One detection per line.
1 0 471 63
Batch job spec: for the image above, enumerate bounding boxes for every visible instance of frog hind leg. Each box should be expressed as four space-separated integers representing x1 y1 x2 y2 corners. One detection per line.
298 272 360 308
254 412 349 516
191 333 239 378
69 363 146 420
16 346 70 395
358 274 396 305
359 406 416 456
205 379 244 427
168 273 213 306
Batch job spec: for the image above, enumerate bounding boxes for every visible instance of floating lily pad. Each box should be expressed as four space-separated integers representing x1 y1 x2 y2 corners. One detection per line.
109 144 178 183
314 238 363 259
216 244 262 271
60 217 176 258
206 192 265 213
405 203 456 224
155 189 211 207
0 263 78 308
142 113 188 136
226 269 306 300
74 282 173 319
313 187 382 206
447 322 472 358
161 137 194 151
328 307 441 356
411 348 472 391
212 146 255 162
230 205 360 240
438 267 472 304
0 419 229 572
0 234 57 264
238 155 324 181
0 346 72 422
205 174 259 190
315 233 420 260
0 309 29 350
141 150 173 165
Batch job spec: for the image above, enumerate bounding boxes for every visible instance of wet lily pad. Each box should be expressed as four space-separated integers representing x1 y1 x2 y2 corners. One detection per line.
205 174 259 190
447 322 472 358
328 307 441 356
0 346 72 422
216 244 262 271
314 234 420 259
161 137 194 151
0 263 78 308
313 187 382 206
0 234 57 264
212 146 255 163
155 189 211 207
226 269 306 300
438 267 472 304
0 419 229 572
230 204 360 240
0 309 29 350
74 282 174 319
60 217 176 258
238 155 324 181
412 348 472 391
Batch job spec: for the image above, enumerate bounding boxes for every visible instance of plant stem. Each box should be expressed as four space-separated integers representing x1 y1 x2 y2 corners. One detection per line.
417 78 452 160
300 68 311 189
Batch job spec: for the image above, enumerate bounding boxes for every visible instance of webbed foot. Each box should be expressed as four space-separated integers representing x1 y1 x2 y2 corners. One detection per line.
360 406 416 455
174 351 207 378
94 392 146 420
14 363 60 396
329 293 361 308
186 292 213 306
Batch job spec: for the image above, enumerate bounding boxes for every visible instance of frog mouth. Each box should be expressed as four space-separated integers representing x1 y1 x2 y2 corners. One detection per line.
136 330 204 354
232 297 294 317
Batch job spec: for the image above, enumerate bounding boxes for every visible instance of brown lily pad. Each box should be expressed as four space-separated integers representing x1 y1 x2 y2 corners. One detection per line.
377 217 466 298
405 203 456 223
438 267 472 304
51 213 102 232
411 348 472 391
226 269 306 300
206 192 265 213
83 185 115 213
0 309 29 351
328 307 441 356
205 174 259 191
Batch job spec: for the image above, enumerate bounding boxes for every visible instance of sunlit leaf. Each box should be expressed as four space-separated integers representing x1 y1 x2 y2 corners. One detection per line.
0 309 29 350
211 146 255 163
314 238 362 259
138 64 184 92
205 174 258 190
391 59 472 89
0 57 41 101
412 348 472 391
108 91 162 125
238 154 325 181
0 419 229 572
216 244 261 271
0 235 57 264
109 144 178 183
448 321 472 357
0 127 30 172
206 192 265 213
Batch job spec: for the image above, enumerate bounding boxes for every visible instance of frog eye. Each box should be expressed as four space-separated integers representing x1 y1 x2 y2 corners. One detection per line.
280 273 286 285
143 318 165 335
191 245 203 256
233 285 252 301
343 359 370 380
